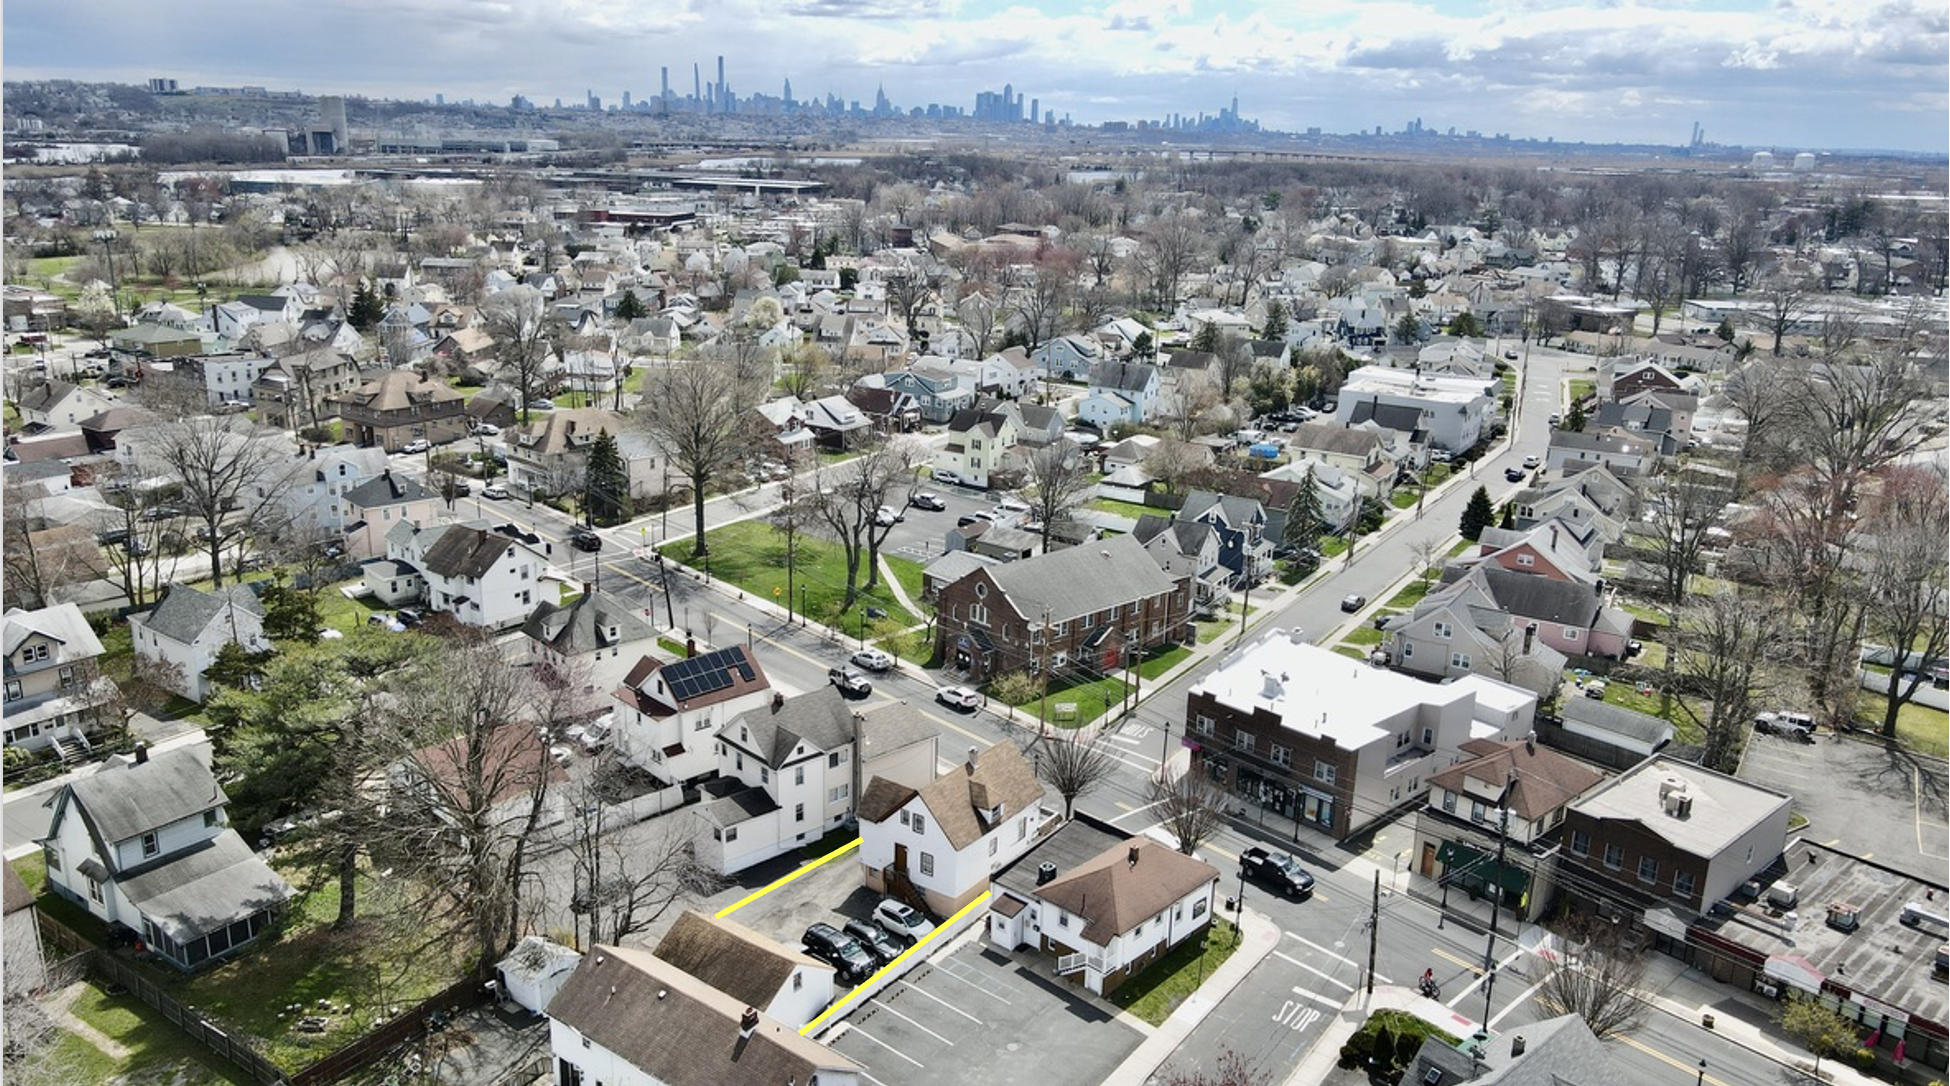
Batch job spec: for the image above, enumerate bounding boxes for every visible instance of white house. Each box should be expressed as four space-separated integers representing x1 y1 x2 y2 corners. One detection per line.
520 590 658 698
180 351 276 407
611 646 775 787
39 746 293 971
546 944 863 1086
129 584 270 703
270 444 391 536
4 603 112 755
15 381 117 432
380 521 552 630
986 817 1220 997
1334 366 1496 453
1031 335 1105 380
932 403 1020 489
855 741 1053 919
1078 361 1163 429
650 910 835 1030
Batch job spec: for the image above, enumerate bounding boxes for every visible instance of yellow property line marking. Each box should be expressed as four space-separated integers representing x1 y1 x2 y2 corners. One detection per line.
1614 1032 1735 1086
717 838 861 919
802 890 993 1035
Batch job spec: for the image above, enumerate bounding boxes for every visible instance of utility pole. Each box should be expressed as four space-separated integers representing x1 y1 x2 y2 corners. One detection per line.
1481 784 1513 1024
1366 869 1380 996
654 553 676 628
1037 604 1052 736
1234 577 1252 647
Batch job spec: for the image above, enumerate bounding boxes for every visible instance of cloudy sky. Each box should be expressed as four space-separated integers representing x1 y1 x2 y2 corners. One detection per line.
6 0 1946 152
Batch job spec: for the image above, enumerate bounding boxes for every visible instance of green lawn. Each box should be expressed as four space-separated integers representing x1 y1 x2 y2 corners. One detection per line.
1089 496 1160 520
657 520 921 628
1108 918 1239 1026
20 1030 122 1086
1322 538 1349 558
1390 489 1422 510
875 625 940 667
1862 700 1950 758
1137 645 1193 681
997 670 1130 729
448 380 485 397
62 982 257 1086
1341 625 1384 647
1569 378 1595 402
657 636 689 657
314 584 391 636
1385 579 1434 609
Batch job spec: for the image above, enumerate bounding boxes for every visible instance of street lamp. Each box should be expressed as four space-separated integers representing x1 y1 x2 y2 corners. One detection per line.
1695 1060 1707 1086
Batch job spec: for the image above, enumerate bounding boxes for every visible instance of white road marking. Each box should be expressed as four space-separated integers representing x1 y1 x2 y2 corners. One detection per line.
1284 930 1372 975
1273 949 1355 992
929 962 1013 1004
875 1001 956 1046
1487 974 1553 1029
1108 800 1165 825
896 979 984 1025
1287 985 1344 1009
843 1024 926 1068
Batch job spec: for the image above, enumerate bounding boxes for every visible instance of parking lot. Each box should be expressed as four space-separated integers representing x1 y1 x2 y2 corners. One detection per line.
875 478 1019 568
830 940 1143 1086
1738 730 1948 882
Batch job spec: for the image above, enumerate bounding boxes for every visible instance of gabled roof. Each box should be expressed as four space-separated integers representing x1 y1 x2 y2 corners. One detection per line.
1287 422 1383 458
652 911 832 1009
1435 564 1600 627
1090 360 1160 394
617 646 769 716
723 686 858 769
135 583 265 646
342 471 435 508
63 748 226 845
420 525 526 581
336 370 465 413
116 829 294 944
976 533 1178 625
521 590 654 657
1164 350 1216 371
3 602 103 663
1035 836 1219 945
1429 738 1605 821
16 381 80 413
546 945 860 1086
903 741 1043 850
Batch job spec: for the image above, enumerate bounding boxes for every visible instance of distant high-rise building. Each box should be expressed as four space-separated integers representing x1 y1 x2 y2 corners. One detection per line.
146 77 179 94
434 92 444 106
1030 97 1038 124
662 67 670 99
783 77 793 108
622 90 631 108
717 55 726 112
693 63 701 102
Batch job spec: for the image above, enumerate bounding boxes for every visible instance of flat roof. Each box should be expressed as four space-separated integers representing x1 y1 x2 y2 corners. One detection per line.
1189 630 1472 751
1570 754 1790 858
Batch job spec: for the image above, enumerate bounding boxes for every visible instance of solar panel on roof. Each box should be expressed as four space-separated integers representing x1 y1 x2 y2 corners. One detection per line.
662 647 743 702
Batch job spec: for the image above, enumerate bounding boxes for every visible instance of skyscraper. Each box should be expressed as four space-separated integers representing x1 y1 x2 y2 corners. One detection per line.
717 55 726 112
693 63 701 102
783 77 793 108
661 66 670 100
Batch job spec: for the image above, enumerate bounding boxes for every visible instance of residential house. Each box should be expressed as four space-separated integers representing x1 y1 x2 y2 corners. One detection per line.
1508 476 1630 545
1409 735 1605 922
1030 335 1105 381
330 371 468 452
15 381 117 432
1283 423 1400 499
985 816 1220 996
694 689 938 875
430 327 497 370
650 911 835 1031
611 647 774 787
3 866 46 997
933 402 1020 490
129 584 269 703
1455 521 1606 587
1178 489 1272 587
389 719 570 841
342 470 439 559
1078 361 1163 429
508 408 632 499
1184 630 1534 840
800 394 873 450
1014 403 1066 448
521 589 658 702
251 347 363 430
856 741 1051 918
933 533 1191 682
1591 400 1689 458
1382 570 1575 695
4 603 112 755
177 351 275 407
1558 756 1790 947
1597 359 1692 402
545 944 864 1086
109 322 208 361
1405 1013 1629 1086
1334 366 1495 453
271 444 390 537
877 363 977 423
380 521 552 630
1543 430 1656 480
844 385 921 433
1133 515 1224 608
39 747 294 971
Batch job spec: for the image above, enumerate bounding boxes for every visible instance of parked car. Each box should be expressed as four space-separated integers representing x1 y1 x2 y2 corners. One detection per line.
828 667 872 697
570 525 602 552
1340 594 1367 613
526 399 556 412
1241 847 1316 898
482 483 510 500
445 479 472 498
1522 454 1541 469
911 492 947 512
936 685 980 710
874 505 904 527
842 920 905 968
1505 467 1528 482
994 498 1030 516
802 923 876 984
872 900 936 946
402 439 431 454
850 648 895 672
395 608 425 628
932 468 965 486
1583 680 1608 700
471 422 500 436
1548 413 1562 427
1754 710 1815 741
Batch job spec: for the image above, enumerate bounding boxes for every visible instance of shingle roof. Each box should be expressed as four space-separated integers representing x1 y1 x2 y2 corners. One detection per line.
17 381 78 413
342 471 435 508
420 526 522 580
652 911 832 1009
1288 422 1382 458
978 533 1178 625
1035 836 1219 945
723 687 857 769
907 741 1044 850
546 945 861 1086
115 830 294 943
4 602 103 663
1428 738 1605 821
64 748 227 846
136 584 265 647
1091 361 1159 393
520 590 653 657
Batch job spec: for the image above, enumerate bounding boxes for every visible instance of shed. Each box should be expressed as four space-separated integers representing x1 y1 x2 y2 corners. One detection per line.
497 935 582 1015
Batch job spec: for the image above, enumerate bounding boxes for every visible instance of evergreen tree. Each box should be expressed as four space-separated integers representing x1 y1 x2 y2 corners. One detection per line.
1191 322 1221 354
348 282 385 331
1566 399 1587 432
1460 485 1495 541
583 430 630 526
1446 311 1484 338
612 289 646 323
1285 469 1326 564
1499 503 1516 530
1132 330 1154 360
259 580 321 643
1394 312 1424 345
206 639 273 692
1714 316 1736 343
1261 300 1289 342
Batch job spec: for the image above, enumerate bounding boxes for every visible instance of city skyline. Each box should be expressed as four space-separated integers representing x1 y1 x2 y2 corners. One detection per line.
4 0 1946 153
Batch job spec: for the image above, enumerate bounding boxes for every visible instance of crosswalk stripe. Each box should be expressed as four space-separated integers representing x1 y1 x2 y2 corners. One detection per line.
1273 949 1355 993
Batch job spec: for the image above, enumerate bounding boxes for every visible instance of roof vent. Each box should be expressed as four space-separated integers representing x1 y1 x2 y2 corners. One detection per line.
1826 902 1861 933
1510 1036 1526 1058
1767 883 1798 910
1100 549 1111 559
1037 861 1058 885
1128 845 1141 868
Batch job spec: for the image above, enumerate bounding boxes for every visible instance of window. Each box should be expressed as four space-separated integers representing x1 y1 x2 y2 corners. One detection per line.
919 852 935 876
1018 816 1028 840
1442 791 1457 813
1193 714 1215 737
1433 621 1452 639
1057 912 1068 929
793 973 804 992
1470 801 1485 822
1233 732 1255 754
898 811 911 828
1314 761 1336 785
1516 553 1535 567
88 879 104 905
1602 843 1625 869
1270 744 1291 768
1564 628 1581 642
1396 731 1411 748
794 803 805 823
989 837 998 856
1673 869 1696 896
141 832 160 858
1570 829 1590 856
43 845 59 873
1402 643 1413 659
1637 856 1659 883
1422 727 1433 745
1192 899 1208 919
3 681 18 702
794 766 805 786
912 814 926 835
724 827 739 842
970 603 990 626
829 752 842 768
760 767 769 784
1450 652 1472 670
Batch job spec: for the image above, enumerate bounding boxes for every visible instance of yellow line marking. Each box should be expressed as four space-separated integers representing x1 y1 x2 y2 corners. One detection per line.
1432 946 1483 975
1114 800 1133 811
1205 843 1238 862
717 838 861 918
802 891 993 1035
1614 1033 1735 1086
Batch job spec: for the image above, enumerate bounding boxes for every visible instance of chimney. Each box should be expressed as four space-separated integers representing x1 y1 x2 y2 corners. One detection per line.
1523 622 1537 654
1127 844 1141 868
738 1006 759 1038
965 746 979 775
1037 861 1058 885
1524 732 1535 755
582 581 592 595
684 636 696 658
134 742 149 765
772 691 785 712
1510 1036 1526 1057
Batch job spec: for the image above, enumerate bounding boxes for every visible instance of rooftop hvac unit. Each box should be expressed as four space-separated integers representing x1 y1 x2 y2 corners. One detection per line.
1767 883 1798 910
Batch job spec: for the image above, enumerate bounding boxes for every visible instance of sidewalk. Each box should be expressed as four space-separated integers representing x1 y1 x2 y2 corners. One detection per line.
1101 905 1282 1086
1284 985 1484 1086
1636 957 1888 1086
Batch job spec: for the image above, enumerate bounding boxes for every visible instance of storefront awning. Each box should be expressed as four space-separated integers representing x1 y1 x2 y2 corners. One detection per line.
1435 840 1531 894
1765 954 1826 995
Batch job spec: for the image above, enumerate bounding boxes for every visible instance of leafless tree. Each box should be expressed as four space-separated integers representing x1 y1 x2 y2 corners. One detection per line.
1157 1049 1270 1086
956 289 1004 358
1149 768 1228 857
480 285 559 425
884 268 939 346
1163 370 1227 442
1032 724 1125 821
558 772 719 949
1753 271 1816 357
1143 438 1211 499
777 341 832 401
809 438 923 609
1541 913 1648 1040
1010 248 1079 356
1860 465 1949 737
638 359 753 557
1140 211 1203 309
1408 535 1447 586
1674 590 1783 772
131 416 294 588
1719 212 1763 295
3 990 65 1086
1022 443 1094 550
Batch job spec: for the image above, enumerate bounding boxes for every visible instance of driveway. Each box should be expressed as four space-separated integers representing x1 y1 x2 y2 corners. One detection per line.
1738 730 1948 881
829 939 1142 1086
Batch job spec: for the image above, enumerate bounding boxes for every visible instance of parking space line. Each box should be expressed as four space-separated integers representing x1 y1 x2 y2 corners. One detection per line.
843 1024 926 1068
930 961 1014 1004
896 979 985 1025
875 1001 957 1046
1289 984 1344 1009
1273 950 1355 992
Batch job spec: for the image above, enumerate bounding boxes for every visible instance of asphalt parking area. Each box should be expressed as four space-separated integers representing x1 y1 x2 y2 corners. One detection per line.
830 940 1143 1086
1738 730 1948 882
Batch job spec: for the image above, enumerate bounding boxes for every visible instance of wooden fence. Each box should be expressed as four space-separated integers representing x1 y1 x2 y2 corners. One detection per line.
85 951 289 1085
287 972 490 1086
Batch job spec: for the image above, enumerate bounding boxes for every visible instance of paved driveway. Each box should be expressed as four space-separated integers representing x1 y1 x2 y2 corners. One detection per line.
1738 730 1948 881
830 940 1142 1086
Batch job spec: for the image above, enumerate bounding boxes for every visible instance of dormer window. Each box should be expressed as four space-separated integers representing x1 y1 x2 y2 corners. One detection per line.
141 832 160 858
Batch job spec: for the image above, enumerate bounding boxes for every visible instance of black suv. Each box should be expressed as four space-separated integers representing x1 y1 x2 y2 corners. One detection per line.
1241 847 1316 898
842 920 905 968
803 923 876 984
569 525 602 552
